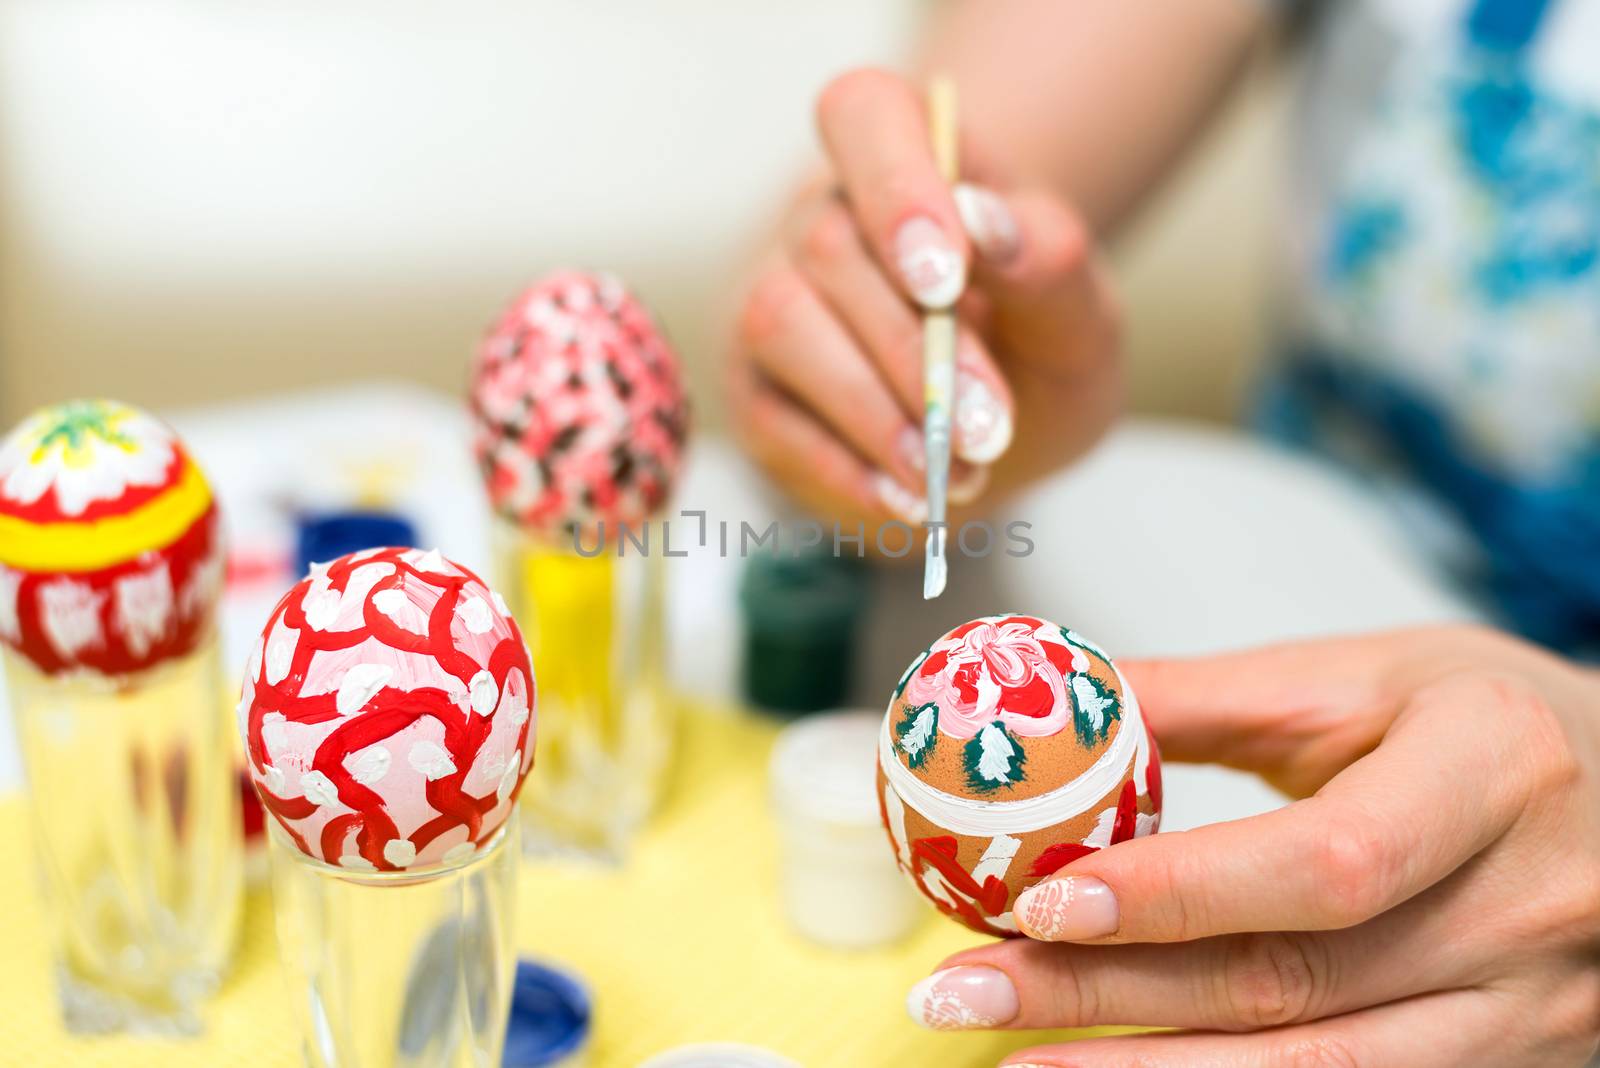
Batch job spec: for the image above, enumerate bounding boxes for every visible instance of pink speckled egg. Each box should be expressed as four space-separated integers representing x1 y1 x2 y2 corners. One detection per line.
239 546 535 872
469 270 690 537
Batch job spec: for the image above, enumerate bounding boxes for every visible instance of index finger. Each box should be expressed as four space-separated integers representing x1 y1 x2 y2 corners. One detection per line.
815 68 969 309
1121 626 1508 791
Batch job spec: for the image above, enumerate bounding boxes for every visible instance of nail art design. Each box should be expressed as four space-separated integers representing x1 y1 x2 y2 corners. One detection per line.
905 966 1018 1031
955 369 1012 464
954 183 1021 264
1018 876 1076 938
1015 874 1119 941
922 989 998 1031
895 215 966 309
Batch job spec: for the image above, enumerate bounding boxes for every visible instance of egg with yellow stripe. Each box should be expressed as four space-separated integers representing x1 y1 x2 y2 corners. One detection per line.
0 399 224 676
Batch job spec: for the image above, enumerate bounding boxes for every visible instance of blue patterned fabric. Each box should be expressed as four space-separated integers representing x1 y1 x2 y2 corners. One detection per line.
1258 355 1600 650
1271 0 1600 652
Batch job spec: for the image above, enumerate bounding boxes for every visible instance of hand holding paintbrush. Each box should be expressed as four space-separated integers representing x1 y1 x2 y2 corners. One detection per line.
728 69 1122 555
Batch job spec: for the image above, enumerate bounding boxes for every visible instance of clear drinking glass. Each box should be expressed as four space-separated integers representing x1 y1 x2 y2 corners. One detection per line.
268 814 521 1068
491 518 672 862
6 637 243 1034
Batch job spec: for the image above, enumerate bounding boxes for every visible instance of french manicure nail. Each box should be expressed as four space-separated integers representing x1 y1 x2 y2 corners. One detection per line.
906 966 1019 1031
955 369 1013 464
1014 875 1119 941
897 426 926 474
872 470 928 524
954 183 1021 264
895 214 966 309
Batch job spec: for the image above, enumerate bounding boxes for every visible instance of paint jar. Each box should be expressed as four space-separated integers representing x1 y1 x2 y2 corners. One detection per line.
493 520 672 862
639 1044 802 1068
268 814 521 1068
502 959 592 1067
739 549 867 716
769 710 924 949
6 639 243 1034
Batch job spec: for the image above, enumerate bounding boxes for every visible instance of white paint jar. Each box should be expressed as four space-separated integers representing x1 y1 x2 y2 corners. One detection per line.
639 1043 801 1068
768 710 924 949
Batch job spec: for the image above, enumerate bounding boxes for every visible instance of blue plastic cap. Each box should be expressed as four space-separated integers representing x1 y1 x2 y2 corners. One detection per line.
295 511 418 578
503 959 592 1067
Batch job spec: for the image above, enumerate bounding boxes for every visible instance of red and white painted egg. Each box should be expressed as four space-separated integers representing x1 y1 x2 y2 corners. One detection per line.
876 614 1161 936
0 399 224 677
469 270 690 538
239 546 535 872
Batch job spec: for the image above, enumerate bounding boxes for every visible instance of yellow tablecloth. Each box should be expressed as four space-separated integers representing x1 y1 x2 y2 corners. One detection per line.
1 707 1117 1067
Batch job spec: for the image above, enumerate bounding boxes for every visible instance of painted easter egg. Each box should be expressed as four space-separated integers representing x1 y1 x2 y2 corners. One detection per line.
239 546 536 872
469 270 690 537
0 399 224 677
876 614 1161 936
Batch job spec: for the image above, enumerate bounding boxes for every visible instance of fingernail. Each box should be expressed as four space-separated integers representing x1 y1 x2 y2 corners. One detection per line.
954 183 1021 264
906 966 1019 1031
897 426 926 473
955 369 1013 463
1014 875 1119 941
948 462 989 505
895 215 966 309
872 470 928 524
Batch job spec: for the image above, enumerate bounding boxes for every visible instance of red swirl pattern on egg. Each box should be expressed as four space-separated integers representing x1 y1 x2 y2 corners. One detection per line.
240 547 535 872
469 270 690 536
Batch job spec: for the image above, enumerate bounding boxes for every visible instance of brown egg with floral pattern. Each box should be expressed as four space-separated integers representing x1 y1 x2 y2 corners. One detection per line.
876 614 1161 936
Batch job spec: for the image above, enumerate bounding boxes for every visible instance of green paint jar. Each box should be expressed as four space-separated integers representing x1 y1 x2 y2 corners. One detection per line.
738 548 869 716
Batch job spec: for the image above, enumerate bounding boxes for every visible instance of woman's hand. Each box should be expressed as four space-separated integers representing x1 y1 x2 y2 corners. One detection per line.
907 626 1600 1066
726 68 1122 529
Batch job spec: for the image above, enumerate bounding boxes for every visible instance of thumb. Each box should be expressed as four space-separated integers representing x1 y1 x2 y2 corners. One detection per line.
954 183 1119 381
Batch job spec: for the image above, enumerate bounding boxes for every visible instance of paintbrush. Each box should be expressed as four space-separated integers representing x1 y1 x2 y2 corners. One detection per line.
922 75 959 600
